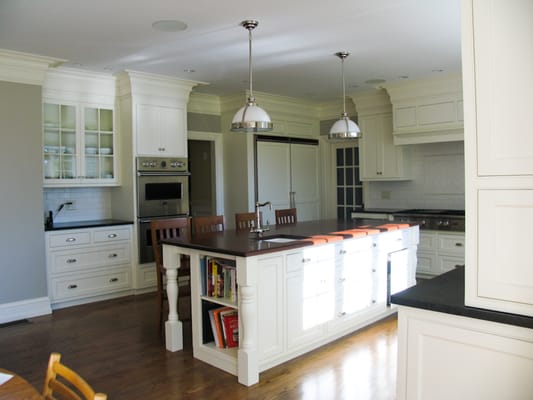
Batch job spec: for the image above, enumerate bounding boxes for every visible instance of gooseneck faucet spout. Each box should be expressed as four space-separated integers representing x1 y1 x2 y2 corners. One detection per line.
253 201 272 236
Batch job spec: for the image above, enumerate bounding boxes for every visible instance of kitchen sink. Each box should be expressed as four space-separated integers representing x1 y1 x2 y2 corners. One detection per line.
260 234 308 243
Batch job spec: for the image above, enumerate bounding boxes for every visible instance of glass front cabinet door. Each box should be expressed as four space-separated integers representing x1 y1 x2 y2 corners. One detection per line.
43 102 117 186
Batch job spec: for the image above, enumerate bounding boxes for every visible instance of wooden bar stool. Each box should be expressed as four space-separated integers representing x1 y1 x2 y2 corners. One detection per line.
275 208 297 225
192 215 225 234
235 211 261 232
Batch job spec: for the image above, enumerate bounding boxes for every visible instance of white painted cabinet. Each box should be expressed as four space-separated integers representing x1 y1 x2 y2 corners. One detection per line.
462 0 533 316
384 74 463 145
136 103 187 157
416 231 464 278
43 68 117 186
396 306 533 400
46 225 133 308
285 245 335 350
351 89 410 181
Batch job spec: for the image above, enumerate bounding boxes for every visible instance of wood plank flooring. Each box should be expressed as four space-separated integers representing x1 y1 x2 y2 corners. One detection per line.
0 294 398 399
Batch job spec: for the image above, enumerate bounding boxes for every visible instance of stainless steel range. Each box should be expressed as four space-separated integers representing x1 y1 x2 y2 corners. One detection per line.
392 209 465 231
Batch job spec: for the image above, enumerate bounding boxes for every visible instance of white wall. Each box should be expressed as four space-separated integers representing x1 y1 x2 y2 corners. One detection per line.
364 141 465 209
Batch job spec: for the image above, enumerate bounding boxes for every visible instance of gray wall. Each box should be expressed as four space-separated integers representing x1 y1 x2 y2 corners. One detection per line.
0 81 47 303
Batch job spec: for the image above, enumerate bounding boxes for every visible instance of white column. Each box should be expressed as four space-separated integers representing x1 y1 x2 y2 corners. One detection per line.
163 244 183 352
236 257 259 386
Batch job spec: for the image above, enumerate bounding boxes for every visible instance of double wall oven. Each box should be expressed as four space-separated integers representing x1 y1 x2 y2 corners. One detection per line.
137 157 190 263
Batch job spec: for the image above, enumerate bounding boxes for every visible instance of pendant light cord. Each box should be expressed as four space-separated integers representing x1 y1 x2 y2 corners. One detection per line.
341 56 346 115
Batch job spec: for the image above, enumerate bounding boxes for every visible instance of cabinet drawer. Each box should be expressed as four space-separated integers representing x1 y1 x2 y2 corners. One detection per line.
418 233 436 251
335 236 373 256
93 227 131 243
438 234 465 255
51 268 131 300
48 231 91 248
49 244 131 274
286 245 335 273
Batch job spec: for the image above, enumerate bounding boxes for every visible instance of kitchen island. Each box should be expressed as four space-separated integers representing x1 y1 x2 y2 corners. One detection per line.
162 219 419 386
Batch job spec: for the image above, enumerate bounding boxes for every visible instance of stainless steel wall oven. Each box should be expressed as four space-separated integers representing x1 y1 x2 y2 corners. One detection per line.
137 157 190 263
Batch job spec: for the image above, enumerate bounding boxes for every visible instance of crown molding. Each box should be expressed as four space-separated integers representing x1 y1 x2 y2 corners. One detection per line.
0 48 64 85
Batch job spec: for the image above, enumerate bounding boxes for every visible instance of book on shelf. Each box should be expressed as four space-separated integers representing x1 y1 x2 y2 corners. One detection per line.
204 257 237 303
207 306 239 349
220 309 239 348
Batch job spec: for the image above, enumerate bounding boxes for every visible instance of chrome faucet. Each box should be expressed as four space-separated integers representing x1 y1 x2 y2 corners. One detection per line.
252 201 272 237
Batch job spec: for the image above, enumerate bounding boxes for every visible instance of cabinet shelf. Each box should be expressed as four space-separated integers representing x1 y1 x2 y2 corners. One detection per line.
200 295 237 308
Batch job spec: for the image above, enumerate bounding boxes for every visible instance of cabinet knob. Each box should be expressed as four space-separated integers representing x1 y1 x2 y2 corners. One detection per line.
109 277 119 283
455 242 463 247
67 284 78 289
108 253 118 258
338 311 347 317
66 237 76 243
339 249 347 255
66 258 77 264
107 233 118 238
302 258 312 263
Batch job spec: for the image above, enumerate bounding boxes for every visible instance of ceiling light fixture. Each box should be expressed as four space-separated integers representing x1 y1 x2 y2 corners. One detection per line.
329 51 361 139
231 20 272 133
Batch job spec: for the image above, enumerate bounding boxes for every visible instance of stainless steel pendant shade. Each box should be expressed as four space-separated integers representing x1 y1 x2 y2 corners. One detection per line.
231 20 273 133
329 51 361 139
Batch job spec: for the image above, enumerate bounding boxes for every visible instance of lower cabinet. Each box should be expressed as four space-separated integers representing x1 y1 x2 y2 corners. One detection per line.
396 306 533 400
416 231 464 278
46 225 133 308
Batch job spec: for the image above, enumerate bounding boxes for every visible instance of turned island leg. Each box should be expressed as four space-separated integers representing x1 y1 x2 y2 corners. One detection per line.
162 244 183 352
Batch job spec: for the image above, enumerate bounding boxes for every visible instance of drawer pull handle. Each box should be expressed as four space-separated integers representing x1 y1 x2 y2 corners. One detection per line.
108 253 118 258
455 243 463 247
109 278 119 283
339 249 347 255
66 237 76 243
302 258 312 263
338 312 347 317
68 284 78 289
107 233 118 238
66 258 77 264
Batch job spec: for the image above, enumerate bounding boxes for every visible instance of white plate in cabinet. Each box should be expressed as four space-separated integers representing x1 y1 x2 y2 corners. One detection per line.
50 268 131 301
49 244 131 274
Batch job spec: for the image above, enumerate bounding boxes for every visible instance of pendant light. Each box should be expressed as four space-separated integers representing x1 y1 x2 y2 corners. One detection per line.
231 20 273 132
329 51 361 139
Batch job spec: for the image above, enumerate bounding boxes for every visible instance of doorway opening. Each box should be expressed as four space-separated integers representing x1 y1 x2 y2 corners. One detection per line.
188 140 216 216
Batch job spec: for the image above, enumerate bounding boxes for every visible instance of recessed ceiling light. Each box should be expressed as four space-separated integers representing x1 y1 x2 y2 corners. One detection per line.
152 20 188 32
365 78 386 84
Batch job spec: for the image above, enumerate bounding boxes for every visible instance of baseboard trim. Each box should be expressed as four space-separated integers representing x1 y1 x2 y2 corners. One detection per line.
0 296 52 324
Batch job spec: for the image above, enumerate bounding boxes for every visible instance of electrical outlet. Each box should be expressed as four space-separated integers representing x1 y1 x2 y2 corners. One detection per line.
65 200 77 210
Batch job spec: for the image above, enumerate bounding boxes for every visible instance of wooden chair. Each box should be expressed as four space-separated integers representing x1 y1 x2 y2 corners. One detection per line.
43 352 107 400
192 215 225 234
150 217 191 334
235 211 261 232
275 208 297 225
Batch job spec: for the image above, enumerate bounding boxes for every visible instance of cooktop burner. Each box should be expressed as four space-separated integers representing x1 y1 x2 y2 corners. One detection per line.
392 209 465 231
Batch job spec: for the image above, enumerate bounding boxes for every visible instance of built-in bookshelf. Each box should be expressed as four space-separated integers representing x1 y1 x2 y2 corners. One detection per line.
200 256 238 349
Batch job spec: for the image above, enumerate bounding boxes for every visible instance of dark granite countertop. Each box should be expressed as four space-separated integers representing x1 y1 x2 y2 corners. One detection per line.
391 266 533 329
162 218 416 257
45 219 134 231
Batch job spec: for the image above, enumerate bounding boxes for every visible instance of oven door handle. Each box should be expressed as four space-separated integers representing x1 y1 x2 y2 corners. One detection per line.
137 171 190 177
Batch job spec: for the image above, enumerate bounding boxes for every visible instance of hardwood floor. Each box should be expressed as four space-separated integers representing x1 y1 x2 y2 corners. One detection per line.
0 294 398 399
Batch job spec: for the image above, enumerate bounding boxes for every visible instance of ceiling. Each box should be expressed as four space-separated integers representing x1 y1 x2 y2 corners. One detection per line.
0 0 461 102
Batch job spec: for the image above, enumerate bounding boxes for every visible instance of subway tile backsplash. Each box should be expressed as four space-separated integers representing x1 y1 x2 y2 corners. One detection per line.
43 187 112 223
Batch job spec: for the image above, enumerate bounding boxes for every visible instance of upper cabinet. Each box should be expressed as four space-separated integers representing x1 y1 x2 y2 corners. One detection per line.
462 0 533 317
116 71 200 158
383 74 464 145
351 89 411 181
43 68 117 186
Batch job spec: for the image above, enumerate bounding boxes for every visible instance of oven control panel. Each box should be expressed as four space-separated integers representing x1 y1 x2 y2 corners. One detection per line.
137 157 188 173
